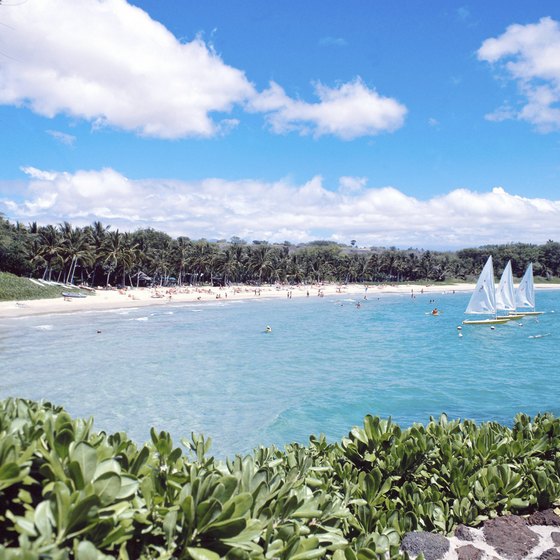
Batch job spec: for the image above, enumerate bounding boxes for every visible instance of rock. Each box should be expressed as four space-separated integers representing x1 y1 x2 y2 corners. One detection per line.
527 509 560 526
401 531 449 560
551 531 560 546
483 515 539 560
455 524 474 541
456 544 484 560
540 549 560 560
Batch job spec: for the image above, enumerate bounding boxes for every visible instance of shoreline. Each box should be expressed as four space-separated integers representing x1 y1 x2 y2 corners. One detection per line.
1 282 559 320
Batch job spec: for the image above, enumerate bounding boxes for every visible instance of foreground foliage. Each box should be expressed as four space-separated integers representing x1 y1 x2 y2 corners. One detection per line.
1 399 560 559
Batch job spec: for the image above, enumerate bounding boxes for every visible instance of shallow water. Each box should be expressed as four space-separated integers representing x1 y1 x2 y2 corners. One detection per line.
1 289 559 458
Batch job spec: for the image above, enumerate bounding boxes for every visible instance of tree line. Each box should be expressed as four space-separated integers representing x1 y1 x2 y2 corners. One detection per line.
1 215 560 287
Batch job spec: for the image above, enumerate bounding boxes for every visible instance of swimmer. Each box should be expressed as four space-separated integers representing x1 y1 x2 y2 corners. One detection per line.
265 325 272 333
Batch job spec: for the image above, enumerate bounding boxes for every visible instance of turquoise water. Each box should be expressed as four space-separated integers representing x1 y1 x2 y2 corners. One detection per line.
1 289 559 458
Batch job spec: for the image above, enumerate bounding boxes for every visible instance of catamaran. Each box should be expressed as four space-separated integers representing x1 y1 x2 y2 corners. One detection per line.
509 263 544 316
463 256 511 325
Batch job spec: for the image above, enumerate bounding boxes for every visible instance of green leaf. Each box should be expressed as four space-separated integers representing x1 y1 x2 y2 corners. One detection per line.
0 462 20 480
197 498 222 531
54 428 75 460
223 492 253 519
68 461 85 490
94 459 121 479
356 548 377 560
34 500 53 537
509 497 531 509
66 494 100 535
291 550 325 560
163 509 178 545
69 442 98 485
181 494 195 526
129 445 150 476
205 517 247 539
9 513 37 537
76 540 103 560
115 475 139 500
222 519 263 547
292 506 322 519
93 472 122 506
186 547 220 560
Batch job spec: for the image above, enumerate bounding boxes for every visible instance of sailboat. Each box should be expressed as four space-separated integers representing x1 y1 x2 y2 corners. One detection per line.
509 263 544 316
495 260 523 320
463 256 511 325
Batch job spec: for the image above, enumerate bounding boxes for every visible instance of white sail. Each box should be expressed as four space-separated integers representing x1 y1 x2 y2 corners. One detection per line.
495 260 516 311
465 256 497 315
515 263 536 309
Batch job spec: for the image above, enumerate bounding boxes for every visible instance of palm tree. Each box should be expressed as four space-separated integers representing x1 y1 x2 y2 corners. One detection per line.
119 232 140 287
247 245 278 284
58 223 92 284
212 247 234 285
148 244 173 286
37 225 62 281
286 252 306 284
101 230 124 286
171 236 192 286
84 221 110 286
186 241 216 285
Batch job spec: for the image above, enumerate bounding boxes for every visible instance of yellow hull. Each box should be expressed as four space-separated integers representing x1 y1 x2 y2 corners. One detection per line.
462 317 511 325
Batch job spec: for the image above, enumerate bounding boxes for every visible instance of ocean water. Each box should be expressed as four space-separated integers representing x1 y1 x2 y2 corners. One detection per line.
1 289 559 459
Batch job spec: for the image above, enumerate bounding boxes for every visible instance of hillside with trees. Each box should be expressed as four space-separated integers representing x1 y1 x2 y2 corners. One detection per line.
1 215 560 287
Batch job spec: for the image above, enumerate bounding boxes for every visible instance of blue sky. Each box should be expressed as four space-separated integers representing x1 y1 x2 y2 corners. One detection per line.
1 0 560 248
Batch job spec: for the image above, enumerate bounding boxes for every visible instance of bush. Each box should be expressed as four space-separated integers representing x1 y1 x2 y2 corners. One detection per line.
1 399 559 559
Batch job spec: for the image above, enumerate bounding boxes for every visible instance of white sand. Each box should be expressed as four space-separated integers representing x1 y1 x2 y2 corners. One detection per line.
1 282 558 320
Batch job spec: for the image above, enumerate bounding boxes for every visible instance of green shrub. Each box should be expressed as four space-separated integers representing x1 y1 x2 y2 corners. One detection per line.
1 399 560 559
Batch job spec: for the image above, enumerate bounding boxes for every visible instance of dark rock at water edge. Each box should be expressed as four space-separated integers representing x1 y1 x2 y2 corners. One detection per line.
456 544 484 560
483 515 539 560
552 531 560 546
455 524 475 541
401 531 450 560
540 549 560 560
527 509 560 527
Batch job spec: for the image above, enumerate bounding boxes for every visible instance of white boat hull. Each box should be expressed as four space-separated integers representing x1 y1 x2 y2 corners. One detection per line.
508 310 544 316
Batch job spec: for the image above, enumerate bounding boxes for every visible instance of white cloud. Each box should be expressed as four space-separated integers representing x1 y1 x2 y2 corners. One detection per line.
46 130 77 146
339 176 367 194
2 168 560 249
318 37 348 47
0 0 254 138
250 78 407 139
478 17 560 131
0 0 406 141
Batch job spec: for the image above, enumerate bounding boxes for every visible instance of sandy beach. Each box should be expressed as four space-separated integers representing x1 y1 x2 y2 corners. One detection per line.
1 282 559 319
0 282 497 319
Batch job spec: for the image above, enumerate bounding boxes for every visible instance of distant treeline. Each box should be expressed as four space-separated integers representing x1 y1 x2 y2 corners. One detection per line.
1 215 560 287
